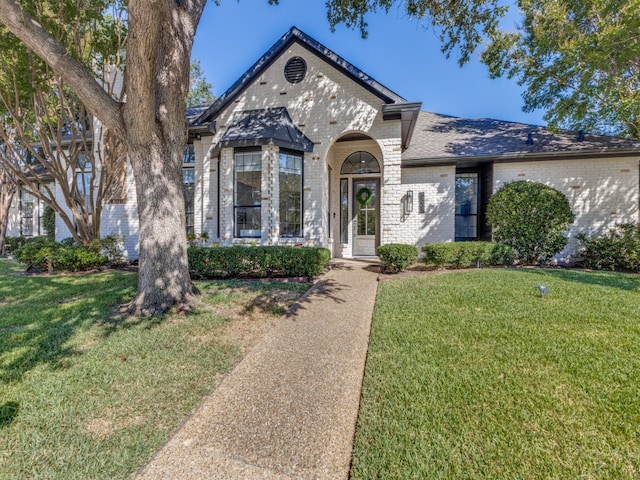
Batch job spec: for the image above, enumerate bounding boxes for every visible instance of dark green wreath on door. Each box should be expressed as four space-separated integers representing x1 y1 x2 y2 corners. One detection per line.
356 187 373 206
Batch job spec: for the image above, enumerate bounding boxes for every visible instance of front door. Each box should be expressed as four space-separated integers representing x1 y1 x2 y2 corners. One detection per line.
353 179 378 256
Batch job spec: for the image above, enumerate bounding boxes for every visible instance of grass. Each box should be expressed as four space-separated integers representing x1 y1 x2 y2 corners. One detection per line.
0 258 310 479
351 268 640 480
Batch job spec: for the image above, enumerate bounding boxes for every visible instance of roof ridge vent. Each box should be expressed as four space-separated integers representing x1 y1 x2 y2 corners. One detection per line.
577 129 585 142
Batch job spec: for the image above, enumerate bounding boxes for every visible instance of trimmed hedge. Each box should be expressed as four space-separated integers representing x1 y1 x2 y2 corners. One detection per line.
577 223 640 272
377 243 418 273
188 245 331 280
14 237 108 272
422 242 515 268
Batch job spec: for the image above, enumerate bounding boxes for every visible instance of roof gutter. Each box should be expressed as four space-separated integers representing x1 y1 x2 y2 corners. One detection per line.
402 147 640 168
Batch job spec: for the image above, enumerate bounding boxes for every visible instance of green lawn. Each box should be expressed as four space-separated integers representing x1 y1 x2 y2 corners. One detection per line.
0 258 309 479
351 268 640 480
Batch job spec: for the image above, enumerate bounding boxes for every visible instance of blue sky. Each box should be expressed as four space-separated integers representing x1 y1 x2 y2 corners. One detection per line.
192 1 545 126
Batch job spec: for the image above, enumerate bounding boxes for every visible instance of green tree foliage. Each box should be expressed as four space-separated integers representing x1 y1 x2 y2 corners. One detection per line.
486 181 575 265
0 1 127 245
483 0 640 138
188 59 215 107
323 0 507 65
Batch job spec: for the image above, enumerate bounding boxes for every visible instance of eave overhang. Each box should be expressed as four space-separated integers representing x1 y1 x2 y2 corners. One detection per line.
211 107 314 157
382 102 422 151
402 147 640 169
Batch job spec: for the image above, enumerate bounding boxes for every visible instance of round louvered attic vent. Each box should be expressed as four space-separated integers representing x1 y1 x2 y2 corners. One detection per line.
284 57 307 84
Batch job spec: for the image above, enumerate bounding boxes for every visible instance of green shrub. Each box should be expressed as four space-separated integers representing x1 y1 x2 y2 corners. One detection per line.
100 234 126 264
422 242 515 268
188 245 331 280
577 223 640 272
59 237 76 247
42 205 55 241
377 244 418 273
486 181 574 265
4 236 30 253
14 237 108 272
54 246 109 272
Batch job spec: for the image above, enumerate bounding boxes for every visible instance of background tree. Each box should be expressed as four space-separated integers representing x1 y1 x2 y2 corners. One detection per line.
0 0 508 315
0 1 127 246
188 59 216 107
482 0 640 138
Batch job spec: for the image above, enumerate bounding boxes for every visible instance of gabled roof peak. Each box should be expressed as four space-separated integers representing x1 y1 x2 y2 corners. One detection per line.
192 26 407 126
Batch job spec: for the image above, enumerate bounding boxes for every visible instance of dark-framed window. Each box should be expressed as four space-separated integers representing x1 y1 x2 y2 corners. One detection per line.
183 144 196 235
183 167 195 236
340 179 348 244
340 151 380 175
183 144 195 164
234 149 262 238
279 150 303 237
75 150 93 215
20 189 35 237
455 173 479 241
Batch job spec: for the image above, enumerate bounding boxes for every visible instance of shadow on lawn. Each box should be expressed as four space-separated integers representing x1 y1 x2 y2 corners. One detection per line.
0 271 137 384
0 401 19 428
517 267 640 292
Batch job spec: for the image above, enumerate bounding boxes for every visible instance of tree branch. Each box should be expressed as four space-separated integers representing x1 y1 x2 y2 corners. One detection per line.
0 0 125 137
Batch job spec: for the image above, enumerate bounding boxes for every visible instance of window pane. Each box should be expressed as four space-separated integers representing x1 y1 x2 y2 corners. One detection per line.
455 174 478 215
183 144 195 164
76 172 93 214
455 173 479 240
279 151 302 237
340 151 380 174
183 166 195 235
340 179 348 244
235 150 262 237
78 151 92 170
21 191 34 236
235 206 261 237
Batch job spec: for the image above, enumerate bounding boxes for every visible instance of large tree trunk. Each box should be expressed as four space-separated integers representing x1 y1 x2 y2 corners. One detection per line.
127 138 196 314
0 0 206 314
123 0 205 315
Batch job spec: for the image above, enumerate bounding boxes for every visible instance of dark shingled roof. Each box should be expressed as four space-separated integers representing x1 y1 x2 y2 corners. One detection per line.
187 104 211 125
403 111 640 166
215 107 314 155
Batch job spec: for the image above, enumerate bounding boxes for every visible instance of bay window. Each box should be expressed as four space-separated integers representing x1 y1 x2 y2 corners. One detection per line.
234 150 262 238
279 150 302 237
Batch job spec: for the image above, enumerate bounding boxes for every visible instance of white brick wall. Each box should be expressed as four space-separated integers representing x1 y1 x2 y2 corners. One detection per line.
393 166 456 248
199 42 405 256
494 156 640 263
94 160 139 259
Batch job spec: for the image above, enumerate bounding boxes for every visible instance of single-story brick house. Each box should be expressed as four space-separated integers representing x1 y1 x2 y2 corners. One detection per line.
7 27 640 262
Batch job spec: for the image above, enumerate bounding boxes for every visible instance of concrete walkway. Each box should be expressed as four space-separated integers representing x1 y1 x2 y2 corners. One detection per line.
135 259 380 480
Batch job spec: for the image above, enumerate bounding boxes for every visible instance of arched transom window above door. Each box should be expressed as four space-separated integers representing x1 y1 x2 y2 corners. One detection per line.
340 151 380 175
